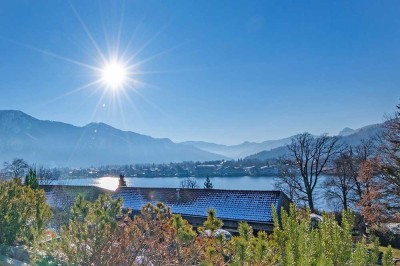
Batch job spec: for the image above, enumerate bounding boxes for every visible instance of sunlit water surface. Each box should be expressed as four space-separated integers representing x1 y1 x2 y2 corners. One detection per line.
54 176 281 191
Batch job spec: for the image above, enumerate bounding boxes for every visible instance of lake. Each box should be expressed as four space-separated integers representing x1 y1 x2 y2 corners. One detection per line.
53 176 280 191
53 175 332 210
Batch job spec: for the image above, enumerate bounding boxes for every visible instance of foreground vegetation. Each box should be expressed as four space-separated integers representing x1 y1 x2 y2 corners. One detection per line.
0 177 397 265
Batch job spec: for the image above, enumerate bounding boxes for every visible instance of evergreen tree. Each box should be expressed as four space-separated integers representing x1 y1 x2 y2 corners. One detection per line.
382 246 394 266
271 205 378 266
52 194 123 265
0 178 51 246
24 168 39 190
204 176 213 189
203 209 223 233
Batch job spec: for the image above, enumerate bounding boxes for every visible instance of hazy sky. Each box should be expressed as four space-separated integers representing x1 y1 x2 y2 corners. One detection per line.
0 1 399 145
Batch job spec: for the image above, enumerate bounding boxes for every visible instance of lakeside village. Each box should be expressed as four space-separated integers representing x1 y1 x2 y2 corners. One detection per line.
63 159 279 179
0 159 282 180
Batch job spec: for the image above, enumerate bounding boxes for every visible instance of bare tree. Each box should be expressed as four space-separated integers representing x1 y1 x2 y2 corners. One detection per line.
283 133 344 212
180 177 199 189
3 158 29 178
355 138 376 161
323 139 377 211
36 165 57 185
324 150 356 211
275 163 308 206
353 139 377 198
357 158 388 228
323 135 391 225
378 103 400 220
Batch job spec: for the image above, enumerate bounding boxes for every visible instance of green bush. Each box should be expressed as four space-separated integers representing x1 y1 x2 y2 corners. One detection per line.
0 178 51 246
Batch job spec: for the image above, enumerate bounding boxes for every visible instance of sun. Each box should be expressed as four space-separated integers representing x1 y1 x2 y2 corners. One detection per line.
101 60 128 90
37 2 165 109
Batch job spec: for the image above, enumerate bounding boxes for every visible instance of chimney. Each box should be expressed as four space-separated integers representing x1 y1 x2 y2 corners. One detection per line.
176 188 180 201
119 174 127 188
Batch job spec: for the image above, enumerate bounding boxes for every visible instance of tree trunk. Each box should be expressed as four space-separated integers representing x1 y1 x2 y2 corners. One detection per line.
343 191 348 211
307 191 315 213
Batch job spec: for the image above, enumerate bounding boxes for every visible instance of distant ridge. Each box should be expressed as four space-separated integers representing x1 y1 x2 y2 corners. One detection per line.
0 110 228 167
245 123 384 161
182 123 384 161
338 127 356 136
180 137 292 159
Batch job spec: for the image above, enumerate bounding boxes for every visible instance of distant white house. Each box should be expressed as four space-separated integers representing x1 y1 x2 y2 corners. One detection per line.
195 165 217 176
259 166 279 176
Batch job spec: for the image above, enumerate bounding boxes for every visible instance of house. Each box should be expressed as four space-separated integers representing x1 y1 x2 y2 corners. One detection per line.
195 165 217 176
259 166 279 176
244 166 259 176
42 185 291 233
218 166 247 177
113 187 290 232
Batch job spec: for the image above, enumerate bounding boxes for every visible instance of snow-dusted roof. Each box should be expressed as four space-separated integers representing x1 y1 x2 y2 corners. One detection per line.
42 185 111 209
113 187 289 223
41 185 290 224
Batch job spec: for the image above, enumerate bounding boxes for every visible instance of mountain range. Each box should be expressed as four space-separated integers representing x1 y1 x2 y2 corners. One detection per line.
0 110 384 167
245 123 384 161
180 137 292 159
0 110 227 167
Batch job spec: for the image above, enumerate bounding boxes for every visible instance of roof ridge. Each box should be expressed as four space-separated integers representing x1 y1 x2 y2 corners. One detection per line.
41 184 285 194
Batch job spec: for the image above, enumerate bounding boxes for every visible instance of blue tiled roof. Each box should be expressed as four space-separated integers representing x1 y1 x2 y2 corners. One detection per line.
113 187 286 223
41 185 289 224
42 185 110 209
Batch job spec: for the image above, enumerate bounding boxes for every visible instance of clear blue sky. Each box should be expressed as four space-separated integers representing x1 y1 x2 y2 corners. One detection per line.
0 0 399 145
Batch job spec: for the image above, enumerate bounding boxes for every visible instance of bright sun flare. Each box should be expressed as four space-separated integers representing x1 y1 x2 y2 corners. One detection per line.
101 61 128 90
